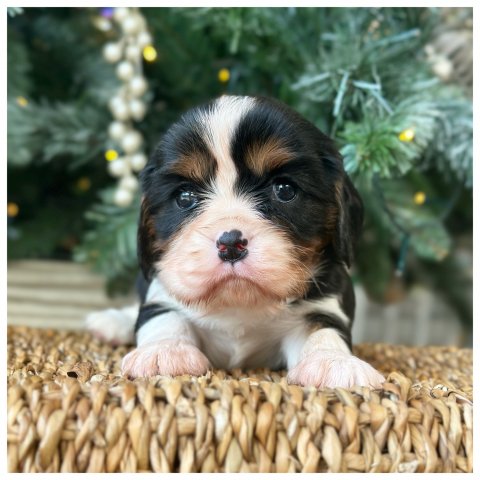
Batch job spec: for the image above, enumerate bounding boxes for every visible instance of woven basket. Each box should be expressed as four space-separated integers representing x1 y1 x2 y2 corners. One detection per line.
7 325 472 473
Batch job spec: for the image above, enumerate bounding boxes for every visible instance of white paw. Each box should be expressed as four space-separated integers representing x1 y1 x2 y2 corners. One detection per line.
86 305 138 346
121 340 211 378
287 350 385 389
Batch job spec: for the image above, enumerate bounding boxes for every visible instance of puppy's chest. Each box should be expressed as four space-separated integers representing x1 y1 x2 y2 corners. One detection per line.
189 308 300 370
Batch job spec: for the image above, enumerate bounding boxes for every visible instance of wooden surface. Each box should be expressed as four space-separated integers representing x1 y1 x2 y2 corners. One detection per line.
7 260 134 330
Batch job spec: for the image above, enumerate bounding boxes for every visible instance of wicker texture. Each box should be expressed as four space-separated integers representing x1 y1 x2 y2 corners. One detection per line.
7 326 472 473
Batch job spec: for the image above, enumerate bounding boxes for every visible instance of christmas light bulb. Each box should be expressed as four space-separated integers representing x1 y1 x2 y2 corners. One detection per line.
76 177 92 191
104 149 119 162
413 192 426 205
218 68 230 83
399 128 415 142
100 7 114 18
7 202 19 217
16 96 28 107
143 45 157 62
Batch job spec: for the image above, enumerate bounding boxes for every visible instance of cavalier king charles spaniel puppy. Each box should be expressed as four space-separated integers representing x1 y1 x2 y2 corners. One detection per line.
87 95 385 389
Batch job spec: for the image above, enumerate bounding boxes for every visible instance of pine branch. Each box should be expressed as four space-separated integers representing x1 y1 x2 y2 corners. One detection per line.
7 26 32 97
74 190 140 281
340 96 441 179
8 99 109 168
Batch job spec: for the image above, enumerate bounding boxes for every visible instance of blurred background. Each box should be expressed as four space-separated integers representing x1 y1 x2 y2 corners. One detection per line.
7 7 472 346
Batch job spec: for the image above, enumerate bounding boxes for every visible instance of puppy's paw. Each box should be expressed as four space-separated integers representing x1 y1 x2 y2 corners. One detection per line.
121 340 211 379
287 350 385 389
86 305 138 346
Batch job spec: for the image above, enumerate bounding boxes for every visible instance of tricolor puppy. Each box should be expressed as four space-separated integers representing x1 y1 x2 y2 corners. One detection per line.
87 95 385 389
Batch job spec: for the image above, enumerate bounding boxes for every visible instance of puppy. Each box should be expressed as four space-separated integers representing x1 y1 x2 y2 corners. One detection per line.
87 95 385 389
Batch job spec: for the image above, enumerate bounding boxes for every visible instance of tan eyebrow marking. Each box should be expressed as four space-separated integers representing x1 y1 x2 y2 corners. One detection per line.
245 137 294 175
169 152 215 182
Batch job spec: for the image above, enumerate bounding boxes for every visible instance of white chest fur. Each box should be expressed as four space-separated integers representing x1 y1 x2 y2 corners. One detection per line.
144 278 307 370
190 307 304 369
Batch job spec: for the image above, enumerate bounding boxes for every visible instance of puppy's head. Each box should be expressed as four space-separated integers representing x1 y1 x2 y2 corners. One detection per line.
139 96 362 311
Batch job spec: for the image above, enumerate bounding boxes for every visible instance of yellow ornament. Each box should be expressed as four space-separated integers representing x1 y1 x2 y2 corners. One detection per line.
142 45 157 62
7 202 19 217
105 149 119 162
218 68 230 83
76 177 92 191
16 96 28 107
399 128 415 142
413 191 426 205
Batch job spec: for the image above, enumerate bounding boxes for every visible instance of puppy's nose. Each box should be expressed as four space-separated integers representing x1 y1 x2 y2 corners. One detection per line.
216 229 248 264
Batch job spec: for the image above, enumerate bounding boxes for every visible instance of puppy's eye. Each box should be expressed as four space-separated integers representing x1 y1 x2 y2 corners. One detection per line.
273 180 297 202
176 190 198 210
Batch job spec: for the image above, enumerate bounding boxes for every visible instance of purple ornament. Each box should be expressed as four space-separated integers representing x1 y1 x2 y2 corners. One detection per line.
100 7 114 18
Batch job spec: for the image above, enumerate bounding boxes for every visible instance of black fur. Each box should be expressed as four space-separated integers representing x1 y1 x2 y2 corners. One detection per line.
303 259 356 320
134 303 172 333
306 313 353 351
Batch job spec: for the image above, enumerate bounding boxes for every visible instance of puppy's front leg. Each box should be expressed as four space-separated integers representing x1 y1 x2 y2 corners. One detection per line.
285 323 385 389
121 303 210 379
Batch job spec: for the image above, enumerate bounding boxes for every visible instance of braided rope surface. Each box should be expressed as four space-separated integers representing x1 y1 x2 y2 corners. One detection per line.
7 326 472 473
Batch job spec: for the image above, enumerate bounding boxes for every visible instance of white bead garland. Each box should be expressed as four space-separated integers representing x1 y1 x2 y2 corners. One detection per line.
119 175 139 192
137 31 152 48
122 16 142 35
107 158 129 177
113 7 129 22
130 153 147 172
116 61 135 80
114 188 134 207
103 42 122 63
121 131 143 153
108 121 127 140
125 45 141 62
100 7 153 207
129 76 147 96
129 99 146 120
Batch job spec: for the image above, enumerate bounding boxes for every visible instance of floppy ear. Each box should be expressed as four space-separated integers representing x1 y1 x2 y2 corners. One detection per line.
137 196 159 281
333 175 364 268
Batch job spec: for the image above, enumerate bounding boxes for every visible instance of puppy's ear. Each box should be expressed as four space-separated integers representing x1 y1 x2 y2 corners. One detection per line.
333 175 364 268
137 196 158 281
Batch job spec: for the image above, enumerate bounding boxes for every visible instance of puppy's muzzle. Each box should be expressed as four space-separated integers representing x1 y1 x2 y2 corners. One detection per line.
216 229 248 264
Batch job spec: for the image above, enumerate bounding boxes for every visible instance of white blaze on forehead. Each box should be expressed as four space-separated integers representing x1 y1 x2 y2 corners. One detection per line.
197 96 256 196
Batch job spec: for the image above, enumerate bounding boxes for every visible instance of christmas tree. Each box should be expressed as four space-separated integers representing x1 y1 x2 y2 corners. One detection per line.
7 7 472 328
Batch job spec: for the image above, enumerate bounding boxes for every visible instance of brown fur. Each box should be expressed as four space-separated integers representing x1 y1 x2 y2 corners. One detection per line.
170 152 215 181
245 138 293 175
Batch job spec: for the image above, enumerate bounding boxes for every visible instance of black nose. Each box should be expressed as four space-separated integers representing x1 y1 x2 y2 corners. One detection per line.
216 229 248 264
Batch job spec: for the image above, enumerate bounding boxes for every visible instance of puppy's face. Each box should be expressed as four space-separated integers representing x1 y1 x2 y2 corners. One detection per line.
139 96 362 312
